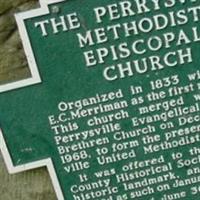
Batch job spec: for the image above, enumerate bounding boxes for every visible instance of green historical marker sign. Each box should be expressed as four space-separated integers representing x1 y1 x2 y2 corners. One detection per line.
2 0 200 199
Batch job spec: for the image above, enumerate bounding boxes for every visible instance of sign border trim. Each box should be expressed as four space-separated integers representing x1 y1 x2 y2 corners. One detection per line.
0 1 66 200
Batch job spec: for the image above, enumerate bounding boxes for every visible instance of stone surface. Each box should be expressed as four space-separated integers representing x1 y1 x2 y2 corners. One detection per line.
0 0 36 84
0 1 56 199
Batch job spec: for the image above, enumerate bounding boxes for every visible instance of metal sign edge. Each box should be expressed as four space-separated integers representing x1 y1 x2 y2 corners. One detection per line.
0 1 66 200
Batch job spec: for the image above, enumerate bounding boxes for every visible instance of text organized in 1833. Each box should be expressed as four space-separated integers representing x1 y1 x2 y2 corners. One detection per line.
1 0 200 200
